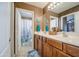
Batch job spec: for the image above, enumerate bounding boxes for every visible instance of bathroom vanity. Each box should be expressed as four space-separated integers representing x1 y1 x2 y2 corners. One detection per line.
34 32 79 57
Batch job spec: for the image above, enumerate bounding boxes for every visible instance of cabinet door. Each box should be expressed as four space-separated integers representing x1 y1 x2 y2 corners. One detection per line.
34 35 38 50
55 48 70 57
43 43 53 57
63 43 79 57
34 37 38 50
47 39 62 50
42 37 47 57
46 43 53 57
38 37 43 56
43 43 47 57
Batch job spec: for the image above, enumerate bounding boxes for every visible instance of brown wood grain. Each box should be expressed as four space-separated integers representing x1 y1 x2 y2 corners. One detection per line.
55 48 70 57
47 38 63 50
34 34 38 50
37 36 43 56
63 43 79 57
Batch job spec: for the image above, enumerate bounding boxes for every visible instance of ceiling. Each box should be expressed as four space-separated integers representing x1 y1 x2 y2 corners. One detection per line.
18 2 79 17
26 2 49 9
25 2 79 14
49 2 79 14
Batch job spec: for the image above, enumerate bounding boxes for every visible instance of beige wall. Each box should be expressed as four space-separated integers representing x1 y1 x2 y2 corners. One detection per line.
14 2 43 31
14 2 59 32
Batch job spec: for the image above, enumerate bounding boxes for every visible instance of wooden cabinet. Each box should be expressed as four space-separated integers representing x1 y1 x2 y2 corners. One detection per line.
34 34 43 56
63 43 79 57
47 39 63 50
46 38 70 57
34 34 79 57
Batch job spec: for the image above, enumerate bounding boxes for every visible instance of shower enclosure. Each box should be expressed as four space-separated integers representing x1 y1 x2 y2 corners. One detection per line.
21 19 32 46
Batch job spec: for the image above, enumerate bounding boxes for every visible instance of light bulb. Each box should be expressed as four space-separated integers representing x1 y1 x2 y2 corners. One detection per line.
56 2 60 5
50 3 53 7
48 6 50 9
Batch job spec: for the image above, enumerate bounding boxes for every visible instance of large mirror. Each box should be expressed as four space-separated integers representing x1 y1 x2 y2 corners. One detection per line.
48 2 79 33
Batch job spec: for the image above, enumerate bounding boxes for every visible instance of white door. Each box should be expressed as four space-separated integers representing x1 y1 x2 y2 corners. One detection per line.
0 2 11 57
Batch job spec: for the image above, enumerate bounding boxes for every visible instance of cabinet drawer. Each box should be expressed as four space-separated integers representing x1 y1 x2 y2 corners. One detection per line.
63 43 79 57
47 39 63 50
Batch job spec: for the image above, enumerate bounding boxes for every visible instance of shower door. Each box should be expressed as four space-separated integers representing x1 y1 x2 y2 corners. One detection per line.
21 19 32 46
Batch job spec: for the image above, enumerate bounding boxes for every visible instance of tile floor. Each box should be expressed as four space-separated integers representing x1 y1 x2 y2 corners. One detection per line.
17 41 33 57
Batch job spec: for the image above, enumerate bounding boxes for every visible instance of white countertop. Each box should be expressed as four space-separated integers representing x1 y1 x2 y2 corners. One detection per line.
34 32 79 47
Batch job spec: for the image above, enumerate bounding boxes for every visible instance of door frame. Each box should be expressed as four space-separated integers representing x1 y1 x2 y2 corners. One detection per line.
15 8 34 56
10 2 15 57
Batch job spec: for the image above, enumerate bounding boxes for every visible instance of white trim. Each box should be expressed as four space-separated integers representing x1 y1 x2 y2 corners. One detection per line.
10 2 15 57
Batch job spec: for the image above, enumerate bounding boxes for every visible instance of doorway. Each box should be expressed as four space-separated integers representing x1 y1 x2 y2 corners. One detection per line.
15 8 34 57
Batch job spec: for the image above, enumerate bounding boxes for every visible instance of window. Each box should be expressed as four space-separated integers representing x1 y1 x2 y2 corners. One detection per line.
62 15 74 32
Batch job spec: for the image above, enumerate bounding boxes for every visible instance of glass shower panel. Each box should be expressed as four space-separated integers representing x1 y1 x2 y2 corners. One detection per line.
21 19 32 46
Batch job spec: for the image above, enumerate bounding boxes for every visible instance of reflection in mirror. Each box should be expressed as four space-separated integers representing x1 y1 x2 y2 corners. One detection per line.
61 14 74 32
50 16 58 32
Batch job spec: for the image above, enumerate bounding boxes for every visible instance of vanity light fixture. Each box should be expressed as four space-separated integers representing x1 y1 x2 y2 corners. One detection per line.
48 2 63 10
48 3 53 10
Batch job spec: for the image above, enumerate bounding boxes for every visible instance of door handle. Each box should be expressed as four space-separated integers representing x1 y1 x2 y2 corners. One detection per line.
9 37 11 42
